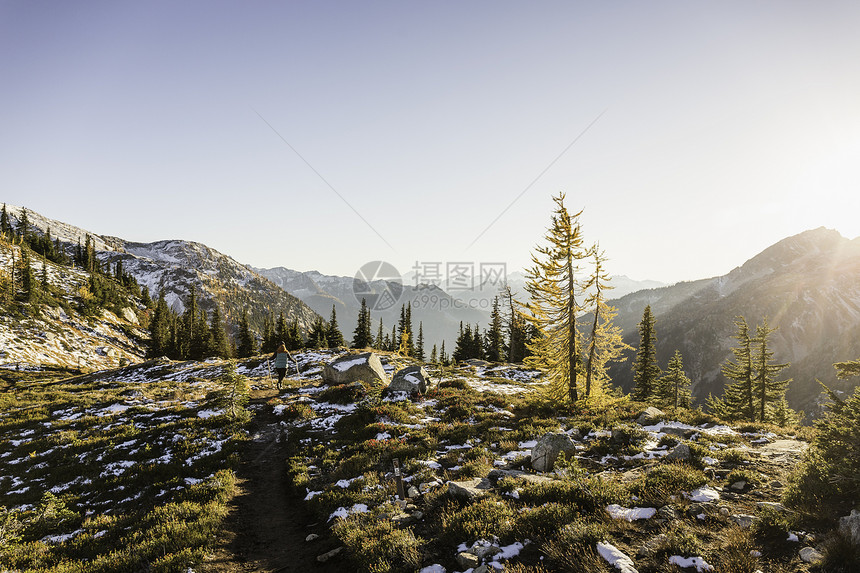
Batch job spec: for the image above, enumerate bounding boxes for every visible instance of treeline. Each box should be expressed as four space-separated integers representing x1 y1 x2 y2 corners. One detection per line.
1 204 146 317
351 300 429 360
148 290 349 360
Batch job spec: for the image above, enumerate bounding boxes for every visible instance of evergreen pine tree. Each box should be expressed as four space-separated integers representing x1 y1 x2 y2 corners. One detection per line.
656 350 692 408
388 325 397 351
0 204 10 237
191 307 212 360
631 305 661 401
352 298 373 348
416 322 425 361
485 296 505 362
326 305 345 348
19 249 35 303
440 340 448 365
453 322 472 362
148 290 171 357
286 320 303 350
502 285 527 363
523 193 591 403
374 318 385 350
262 313 274 354
18 209 30 244
180 286 200 359
208 305 230 358
430 344 438 364
307 317 329 349
40 262 49 290
711 317 755 421
752 318 791 422
471 324 484 359
237 309 257 358
275 312 288 348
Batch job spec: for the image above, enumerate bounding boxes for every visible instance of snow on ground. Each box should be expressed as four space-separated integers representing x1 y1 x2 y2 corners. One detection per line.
669 556 714 572
597 542 639 573
606 504 657 521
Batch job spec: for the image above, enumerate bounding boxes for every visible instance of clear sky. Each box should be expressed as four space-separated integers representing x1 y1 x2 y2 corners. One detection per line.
2 1 859 285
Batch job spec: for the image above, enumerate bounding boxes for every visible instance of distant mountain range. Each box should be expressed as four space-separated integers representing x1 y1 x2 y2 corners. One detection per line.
607 227 860 416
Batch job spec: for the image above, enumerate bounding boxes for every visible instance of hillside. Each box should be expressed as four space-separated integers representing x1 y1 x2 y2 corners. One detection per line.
608 228 860 415
2 204 320 339
5 354 853 572
0 239 148 370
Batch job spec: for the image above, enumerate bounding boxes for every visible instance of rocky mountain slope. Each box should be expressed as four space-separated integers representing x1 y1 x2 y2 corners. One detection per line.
3 204 320 338
608 228 860 415
0 239 147 370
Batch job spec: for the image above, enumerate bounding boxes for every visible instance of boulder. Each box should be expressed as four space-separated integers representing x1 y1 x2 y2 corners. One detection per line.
799 547 824 564
839 509 860 547
384 365 429 398
487 468 555 486
120 307 139 325
531 433 578 472
322 352 387 386
636 406 665 425
447 478 493 501
463 358 490 367
456 552 480 569
664 443 692 462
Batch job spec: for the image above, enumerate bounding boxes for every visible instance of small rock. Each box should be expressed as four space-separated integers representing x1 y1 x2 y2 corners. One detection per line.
407 485 420 498
305 533 320 542
730 481 747 491
637 533 668 557
412 510 424 520
770 480 784 489
664 443 692 462
468 540 501 560
799 547 824 564
719 507 730 517
686 504 704 518
756 501 787 512
657 506 678 521
455 551 480 569
317 547 342 563
731 514 758 528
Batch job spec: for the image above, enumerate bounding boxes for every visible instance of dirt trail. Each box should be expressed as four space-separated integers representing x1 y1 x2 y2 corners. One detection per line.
200 390 344 573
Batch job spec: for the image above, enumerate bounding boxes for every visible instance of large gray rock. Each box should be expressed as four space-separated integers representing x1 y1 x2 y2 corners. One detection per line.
636 406 665 425
322 352 387 386
447 478 493 500
839 509 860 547
664 443 692 462
384 365 429 398
531 433 578 472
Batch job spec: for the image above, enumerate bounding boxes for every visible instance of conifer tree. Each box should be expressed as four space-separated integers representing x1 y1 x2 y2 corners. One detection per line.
631 305 661 401
582 248 629 397
710 317 755 421
18 209 30 244
471 324 484 359
440 340 448 365
261 313 274 353
305 317 328 349
275 312 288 348
19 249 35 303
502 285 527 363
485 296 505 363
389 325 397 351
453 322 472 362
835 358 860 379
326 305 345 348
523 193 591 403
208 305 230 358
656 350 692 408
752 318 791 422
236 309 257 358
430 344 438 364
352 298 373 348
416 322 425 361
0 204 10 237
374 318 385 350
148 290 172 357
40 262 49 290
286 319 303 350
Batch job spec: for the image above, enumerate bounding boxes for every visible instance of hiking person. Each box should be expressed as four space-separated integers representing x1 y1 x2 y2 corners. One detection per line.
272 342 292 390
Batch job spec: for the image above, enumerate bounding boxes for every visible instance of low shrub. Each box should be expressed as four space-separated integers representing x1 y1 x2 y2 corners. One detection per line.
439 498 516 544
631 464 707 506
514 502 579 541
333 513 423 573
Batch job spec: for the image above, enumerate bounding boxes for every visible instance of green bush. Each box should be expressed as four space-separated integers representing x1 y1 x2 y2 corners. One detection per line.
333 513 423 573
631 464 707 505
517 474 626 513
784 386 860 516
439 498 516 544
514 502 579 541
